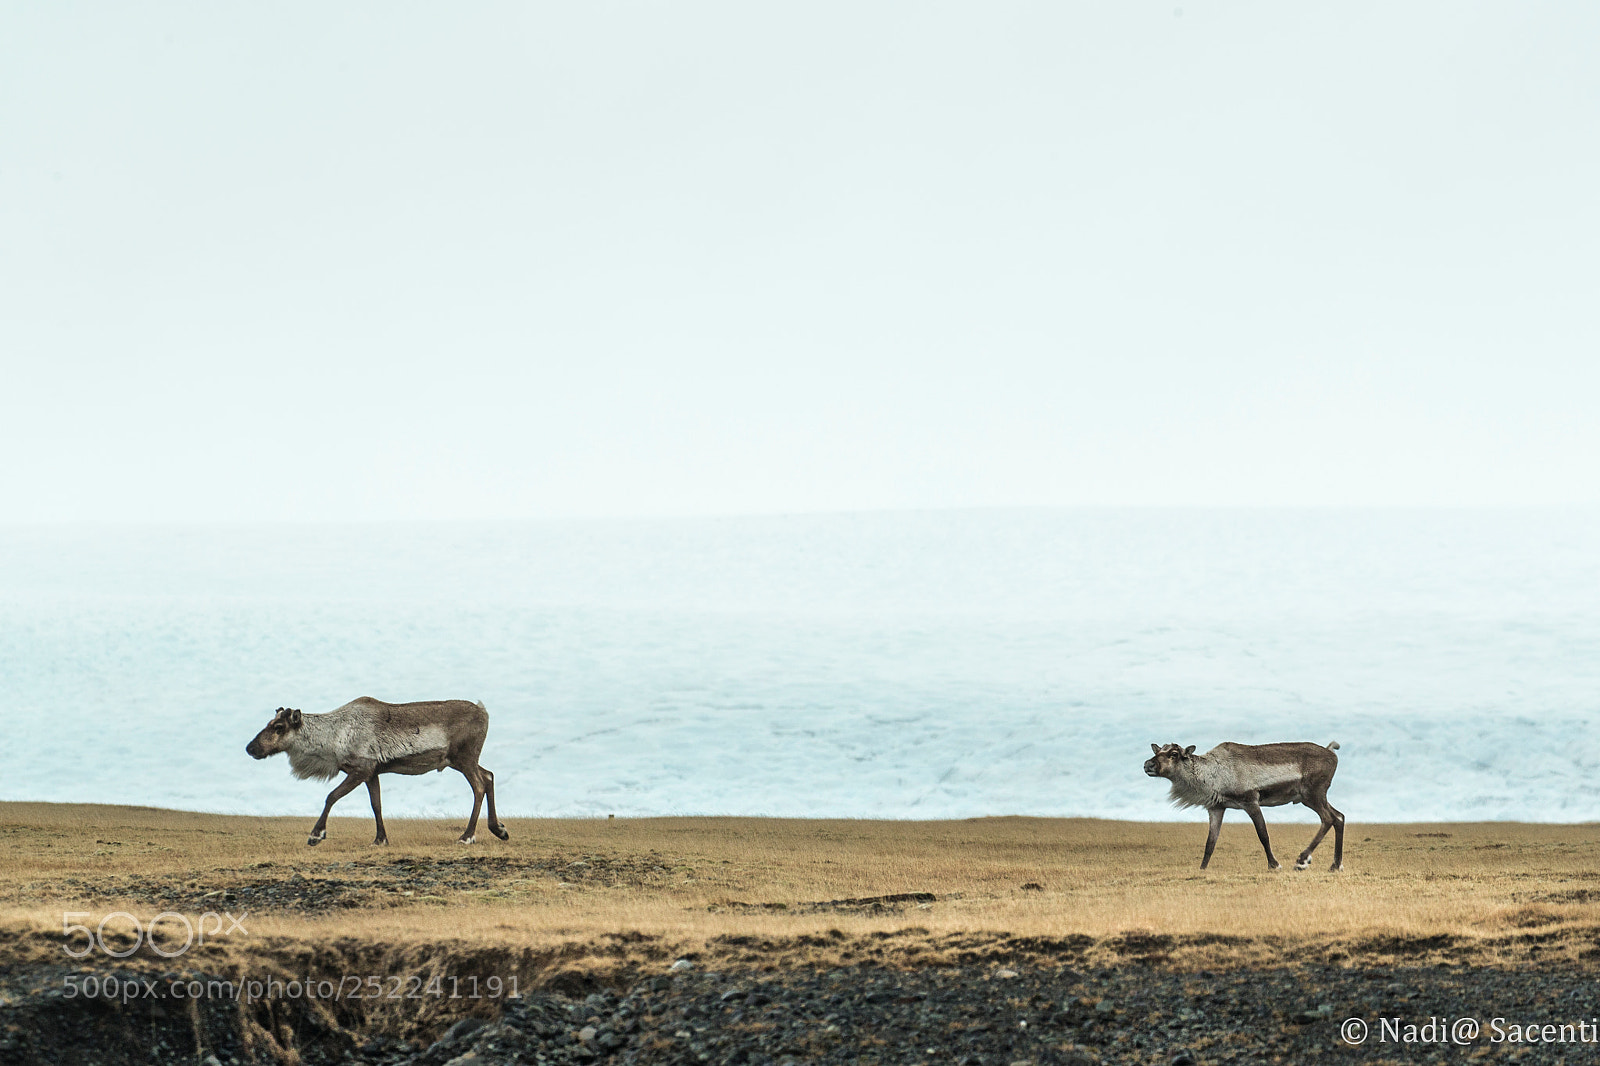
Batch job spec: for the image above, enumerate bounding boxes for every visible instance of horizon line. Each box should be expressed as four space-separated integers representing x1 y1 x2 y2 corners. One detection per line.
3 501 1598 528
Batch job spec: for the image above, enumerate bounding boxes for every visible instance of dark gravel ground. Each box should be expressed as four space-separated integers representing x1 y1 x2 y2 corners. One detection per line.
6 960 1600 1065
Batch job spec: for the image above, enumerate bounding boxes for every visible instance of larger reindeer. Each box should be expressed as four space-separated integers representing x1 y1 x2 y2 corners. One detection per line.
246 697 509 846
1143 740 1344 871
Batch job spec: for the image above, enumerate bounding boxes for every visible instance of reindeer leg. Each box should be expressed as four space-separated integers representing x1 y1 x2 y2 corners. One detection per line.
1296 798 1335 870
457 765 486 844
367 774 388 846
1327 802 1346 871
1242 800 1281 870
1200 807 1224 869
481 766 509 841
308 771 367 846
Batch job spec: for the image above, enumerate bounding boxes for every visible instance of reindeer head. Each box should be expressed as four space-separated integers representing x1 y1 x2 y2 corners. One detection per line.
1143 742 1196 778
246 707 304 759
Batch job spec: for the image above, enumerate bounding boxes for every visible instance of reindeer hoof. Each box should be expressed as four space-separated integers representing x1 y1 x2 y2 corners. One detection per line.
1267 862 1282 871
458 835 476 845
1329 863 1344 872
490 824 509 841
371 838 388 847
1294 859 1311 870
306 834 324 847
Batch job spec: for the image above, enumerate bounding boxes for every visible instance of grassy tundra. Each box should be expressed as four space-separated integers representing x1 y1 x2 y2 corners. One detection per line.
2 802 1597 982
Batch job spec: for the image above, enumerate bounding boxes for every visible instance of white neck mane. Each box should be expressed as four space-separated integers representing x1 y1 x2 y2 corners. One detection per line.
1166 755 1228 809
284 710 348 781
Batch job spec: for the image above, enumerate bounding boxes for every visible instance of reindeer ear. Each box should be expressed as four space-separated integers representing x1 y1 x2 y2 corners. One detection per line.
1183 745 1196 757
1151 743 1161 754
288 709 303 728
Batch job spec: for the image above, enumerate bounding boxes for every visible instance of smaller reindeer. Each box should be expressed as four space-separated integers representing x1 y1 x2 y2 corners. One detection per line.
1143 740 1344 871
246 697 509 846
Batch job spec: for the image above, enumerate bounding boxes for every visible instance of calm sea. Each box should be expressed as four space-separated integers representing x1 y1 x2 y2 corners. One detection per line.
2 509 1596 822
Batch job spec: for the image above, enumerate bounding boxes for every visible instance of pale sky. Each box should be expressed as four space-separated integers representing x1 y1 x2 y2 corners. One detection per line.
2 3 1596 521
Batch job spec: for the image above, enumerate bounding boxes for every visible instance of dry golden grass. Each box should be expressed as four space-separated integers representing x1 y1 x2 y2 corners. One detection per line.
3 802 1599 982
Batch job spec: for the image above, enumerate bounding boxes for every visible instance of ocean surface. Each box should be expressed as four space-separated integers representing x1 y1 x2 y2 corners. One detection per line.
1 509 1597 823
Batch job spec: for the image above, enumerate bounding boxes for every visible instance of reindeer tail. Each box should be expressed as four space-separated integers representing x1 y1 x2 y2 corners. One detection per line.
1327 740 1340 751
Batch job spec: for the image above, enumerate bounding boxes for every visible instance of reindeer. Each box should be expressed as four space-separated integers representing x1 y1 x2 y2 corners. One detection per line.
1143 740 1344 871
245 697 509 846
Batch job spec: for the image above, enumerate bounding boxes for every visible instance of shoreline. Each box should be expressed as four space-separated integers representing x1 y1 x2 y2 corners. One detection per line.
10 799 1600 825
